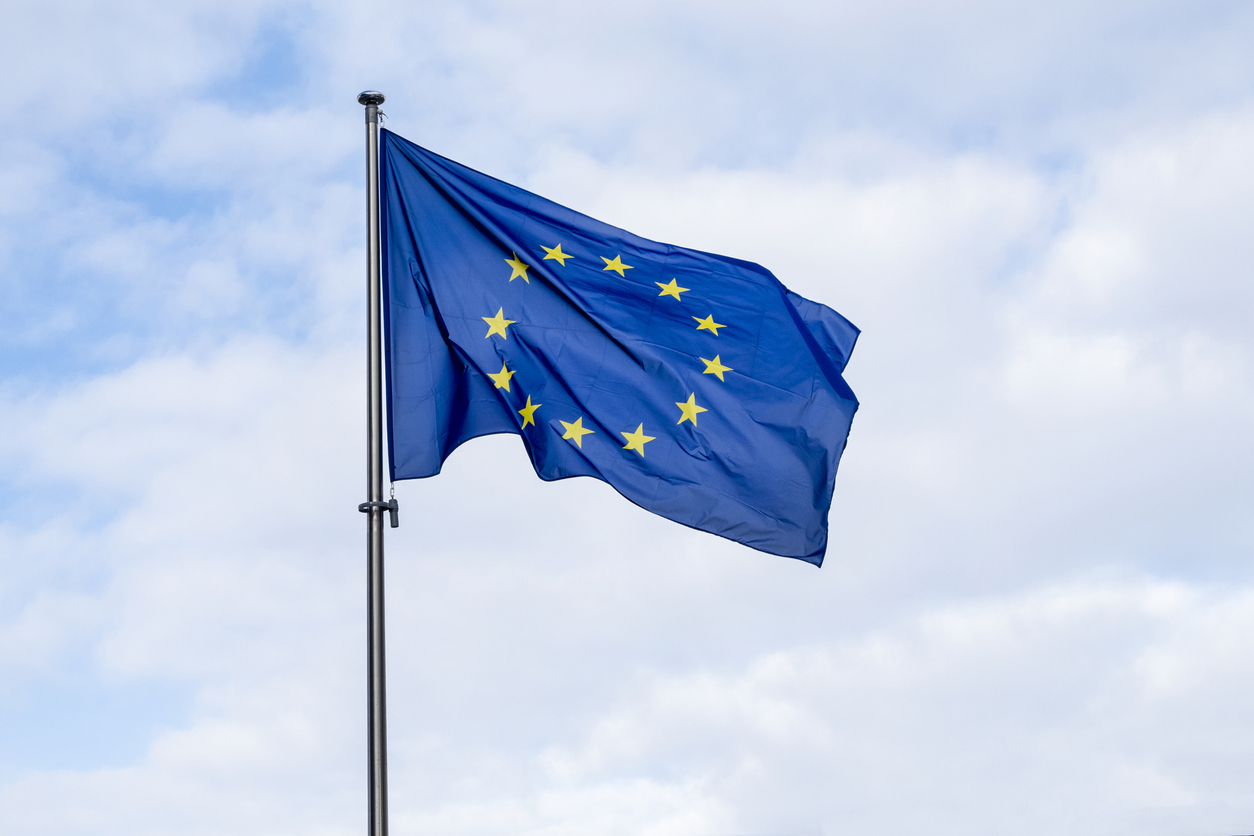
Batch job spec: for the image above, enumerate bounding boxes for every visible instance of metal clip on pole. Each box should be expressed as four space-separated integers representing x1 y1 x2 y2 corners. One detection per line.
359 499 399 528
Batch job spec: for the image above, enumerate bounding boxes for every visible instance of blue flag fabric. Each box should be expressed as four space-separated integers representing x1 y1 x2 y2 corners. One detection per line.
380 129 859 565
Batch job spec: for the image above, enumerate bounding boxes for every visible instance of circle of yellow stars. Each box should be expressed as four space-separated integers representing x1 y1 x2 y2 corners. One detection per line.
479 242 735 459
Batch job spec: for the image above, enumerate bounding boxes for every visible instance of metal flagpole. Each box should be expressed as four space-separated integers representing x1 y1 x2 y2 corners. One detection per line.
357 89 396 836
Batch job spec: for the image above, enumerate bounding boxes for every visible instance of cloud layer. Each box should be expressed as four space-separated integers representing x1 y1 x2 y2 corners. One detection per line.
2 1 1253 834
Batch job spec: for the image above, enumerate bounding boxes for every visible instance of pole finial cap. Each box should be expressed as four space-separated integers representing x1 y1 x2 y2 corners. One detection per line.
358 91 385 106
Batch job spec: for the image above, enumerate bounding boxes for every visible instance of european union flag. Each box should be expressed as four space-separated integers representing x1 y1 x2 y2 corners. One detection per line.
380 129 859 565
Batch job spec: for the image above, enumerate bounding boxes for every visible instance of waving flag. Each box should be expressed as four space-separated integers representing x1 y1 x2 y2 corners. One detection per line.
380 129 859 565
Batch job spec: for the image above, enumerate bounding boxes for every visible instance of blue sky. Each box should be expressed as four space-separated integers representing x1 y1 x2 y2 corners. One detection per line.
2 1 1254 834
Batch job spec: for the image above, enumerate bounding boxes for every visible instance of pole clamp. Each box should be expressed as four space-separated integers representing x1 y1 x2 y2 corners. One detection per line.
359 498 399 528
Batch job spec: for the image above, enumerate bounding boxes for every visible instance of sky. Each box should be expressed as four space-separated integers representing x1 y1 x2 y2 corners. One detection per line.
2 1 1254 834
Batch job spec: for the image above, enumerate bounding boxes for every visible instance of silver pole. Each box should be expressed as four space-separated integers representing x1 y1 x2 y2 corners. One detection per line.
358 89 388 836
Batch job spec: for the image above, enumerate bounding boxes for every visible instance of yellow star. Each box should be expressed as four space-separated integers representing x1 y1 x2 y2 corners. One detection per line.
542 244 572 266
504 252 530 283
560 416 595 448
693 314 725 335
518 395 541 428
620 423 655 457
655 278 689 301
482 307 516 339
700 355 733 381
601 255 633 276
675 393 708 426
487 361 516 392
